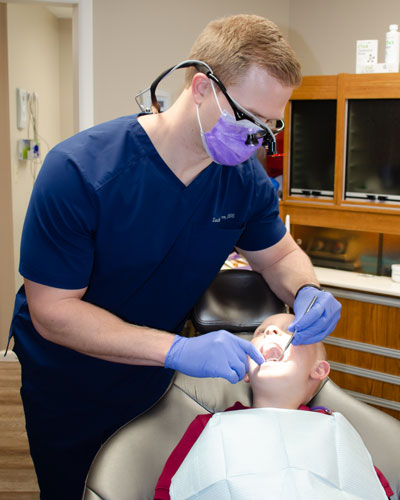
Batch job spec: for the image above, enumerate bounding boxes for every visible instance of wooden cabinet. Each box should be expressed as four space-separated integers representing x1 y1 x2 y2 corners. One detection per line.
323 289 400 420
280 73 400 234
279 74 400 419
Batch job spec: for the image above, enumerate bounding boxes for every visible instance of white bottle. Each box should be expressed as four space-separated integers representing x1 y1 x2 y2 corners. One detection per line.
385 24 400 72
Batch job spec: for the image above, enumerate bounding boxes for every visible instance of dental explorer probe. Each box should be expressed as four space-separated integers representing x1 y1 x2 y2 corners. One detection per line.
278 295 318 361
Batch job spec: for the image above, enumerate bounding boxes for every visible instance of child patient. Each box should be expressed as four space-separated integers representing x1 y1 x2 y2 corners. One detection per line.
244 313 330 409
153 313 393 500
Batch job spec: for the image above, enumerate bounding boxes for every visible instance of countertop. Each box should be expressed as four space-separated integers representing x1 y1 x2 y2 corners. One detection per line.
222 254 400 298
314 266 400 298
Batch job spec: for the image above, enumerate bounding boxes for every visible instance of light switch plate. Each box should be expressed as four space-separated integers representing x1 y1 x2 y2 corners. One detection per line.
16 87 27 129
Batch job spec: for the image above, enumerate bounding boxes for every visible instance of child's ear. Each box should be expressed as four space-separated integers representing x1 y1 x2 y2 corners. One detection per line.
310 360 330 381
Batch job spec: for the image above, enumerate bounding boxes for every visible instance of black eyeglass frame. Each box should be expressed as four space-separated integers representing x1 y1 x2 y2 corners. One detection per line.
135 60 284 155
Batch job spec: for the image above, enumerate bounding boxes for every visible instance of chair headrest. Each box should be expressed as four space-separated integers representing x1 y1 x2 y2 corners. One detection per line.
191 269 286 333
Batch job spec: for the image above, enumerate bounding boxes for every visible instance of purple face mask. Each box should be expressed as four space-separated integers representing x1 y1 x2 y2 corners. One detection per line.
196 82 264 166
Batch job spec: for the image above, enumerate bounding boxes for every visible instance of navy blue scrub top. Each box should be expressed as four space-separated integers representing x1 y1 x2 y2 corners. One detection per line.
11 114 286 415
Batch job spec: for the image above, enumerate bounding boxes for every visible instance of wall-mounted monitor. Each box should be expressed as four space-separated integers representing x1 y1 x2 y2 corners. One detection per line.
345 99 400 202
289 100 336 197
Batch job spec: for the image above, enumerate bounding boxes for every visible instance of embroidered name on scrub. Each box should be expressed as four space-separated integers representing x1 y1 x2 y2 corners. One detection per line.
212 213 235 223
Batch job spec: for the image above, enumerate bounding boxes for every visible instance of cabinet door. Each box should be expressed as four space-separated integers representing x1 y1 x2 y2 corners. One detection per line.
345 98 400 202
289 99 336 197
325 296 400 420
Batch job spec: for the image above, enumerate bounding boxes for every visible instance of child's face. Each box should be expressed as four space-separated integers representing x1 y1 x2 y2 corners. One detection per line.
247 314 326 401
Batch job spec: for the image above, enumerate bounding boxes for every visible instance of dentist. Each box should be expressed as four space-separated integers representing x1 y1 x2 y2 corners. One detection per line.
9 14 341 500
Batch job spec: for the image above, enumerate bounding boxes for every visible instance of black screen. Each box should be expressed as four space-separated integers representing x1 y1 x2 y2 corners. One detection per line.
290 100 336 197
346 99 400 201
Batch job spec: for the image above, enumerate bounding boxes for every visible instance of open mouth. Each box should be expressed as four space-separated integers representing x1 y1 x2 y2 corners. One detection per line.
262 343 284 362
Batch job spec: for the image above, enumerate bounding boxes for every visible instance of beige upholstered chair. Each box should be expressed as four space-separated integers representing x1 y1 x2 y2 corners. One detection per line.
83 270 400 500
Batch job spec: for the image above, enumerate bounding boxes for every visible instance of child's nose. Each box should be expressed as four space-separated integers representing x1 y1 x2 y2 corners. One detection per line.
264 327 280 336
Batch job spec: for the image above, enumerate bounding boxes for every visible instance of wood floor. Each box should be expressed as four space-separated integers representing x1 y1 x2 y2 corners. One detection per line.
0 359 39 499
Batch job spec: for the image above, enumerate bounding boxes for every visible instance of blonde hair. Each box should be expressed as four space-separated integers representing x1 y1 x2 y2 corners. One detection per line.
184 14 302 88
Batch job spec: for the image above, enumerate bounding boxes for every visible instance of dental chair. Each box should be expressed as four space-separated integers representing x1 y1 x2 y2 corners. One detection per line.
83 270 400 500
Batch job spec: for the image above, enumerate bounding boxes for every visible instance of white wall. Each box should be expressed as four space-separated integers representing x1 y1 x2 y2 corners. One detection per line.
92 0 400 120
7 3 73 289
289 0 400 75
59 17 74 141
92 0 291 124
6 0 400 298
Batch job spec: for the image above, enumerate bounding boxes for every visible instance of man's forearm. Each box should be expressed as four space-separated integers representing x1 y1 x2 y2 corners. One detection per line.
238 233 319 307
30 296 175 366
259 247 319 307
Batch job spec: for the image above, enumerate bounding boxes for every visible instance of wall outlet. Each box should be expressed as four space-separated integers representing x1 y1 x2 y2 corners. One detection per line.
17 139 40 160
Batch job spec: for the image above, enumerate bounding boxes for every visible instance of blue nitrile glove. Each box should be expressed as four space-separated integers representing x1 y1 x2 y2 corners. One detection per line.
288 286 341 345
165 330 265 384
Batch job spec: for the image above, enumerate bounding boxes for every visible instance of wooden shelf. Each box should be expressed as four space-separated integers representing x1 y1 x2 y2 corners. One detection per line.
340 72 400 99
280 203 400 235
290 74 338 100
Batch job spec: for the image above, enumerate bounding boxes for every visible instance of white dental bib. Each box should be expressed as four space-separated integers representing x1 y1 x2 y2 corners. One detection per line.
170 408 387 500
